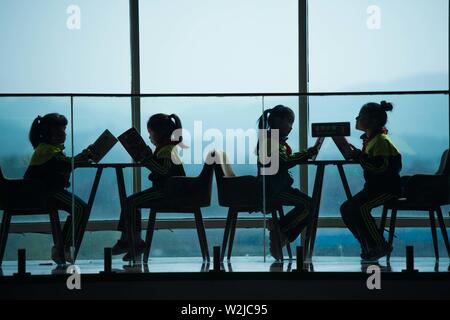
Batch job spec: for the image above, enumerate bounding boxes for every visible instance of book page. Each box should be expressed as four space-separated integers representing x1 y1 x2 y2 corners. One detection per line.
118 127 152 162
89 129 118 163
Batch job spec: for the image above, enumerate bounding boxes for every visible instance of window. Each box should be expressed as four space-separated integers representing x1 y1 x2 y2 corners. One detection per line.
1 0 448 262
0 0 130 93
140 96 300 219
308 0 449 92
308 94 449 217
72 97 132 220
139 0 299 93
0 97 72 224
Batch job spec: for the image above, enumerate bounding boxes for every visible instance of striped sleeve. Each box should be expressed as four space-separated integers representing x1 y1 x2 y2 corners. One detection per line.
144 156 172 174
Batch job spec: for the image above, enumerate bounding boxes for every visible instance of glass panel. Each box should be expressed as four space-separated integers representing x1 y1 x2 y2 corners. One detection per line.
308 0 449 92
308 94 449 217
0 97 73 224
0 96 77 262
140 96 263 219
72 97 132 221
139 0 299 93
0 0 130 93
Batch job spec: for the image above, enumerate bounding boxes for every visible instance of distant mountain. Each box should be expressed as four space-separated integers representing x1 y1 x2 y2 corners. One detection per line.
337 72 448 92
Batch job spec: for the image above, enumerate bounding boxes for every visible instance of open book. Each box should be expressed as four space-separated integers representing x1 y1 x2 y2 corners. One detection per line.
332 136 353 160
118 127 153 162
88 129 118 163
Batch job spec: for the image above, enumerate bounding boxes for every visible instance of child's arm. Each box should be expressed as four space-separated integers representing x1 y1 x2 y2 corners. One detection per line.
280 151 310 170
55 152 90 165
142 154 172 175
73 150 92 164
358 154 389 174
352 141 390 174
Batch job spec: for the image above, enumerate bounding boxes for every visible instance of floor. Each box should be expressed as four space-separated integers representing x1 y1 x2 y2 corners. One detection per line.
1 256 449 276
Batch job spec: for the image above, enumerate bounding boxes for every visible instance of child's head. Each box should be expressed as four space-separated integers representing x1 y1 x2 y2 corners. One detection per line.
147 113 183 146
356 101 393 133
29 113 68 149
258 105 295 137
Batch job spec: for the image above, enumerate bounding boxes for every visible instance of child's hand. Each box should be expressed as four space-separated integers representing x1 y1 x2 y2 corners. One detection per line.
307 146 319 159
141 146 153 162
348 144 362 160
82 145 94 160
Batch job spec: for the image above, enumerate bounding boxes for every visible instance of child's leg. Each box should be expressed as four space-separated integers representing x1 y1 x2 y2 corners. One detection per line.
340 191 369 246
273 188 312 243
341 189 395 252
48 190 89 251
124 188 164 251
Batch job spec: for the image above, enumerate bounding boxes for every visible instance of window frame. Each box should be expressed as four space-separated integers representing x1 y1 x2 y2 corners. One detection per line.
0 0 449 235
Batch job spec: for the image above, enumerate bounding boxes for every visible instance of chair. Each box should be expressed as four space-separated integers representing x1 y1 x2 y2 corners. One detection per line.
380 150 450 260
140 151 215 263
0 166 65 265
214 150 292 261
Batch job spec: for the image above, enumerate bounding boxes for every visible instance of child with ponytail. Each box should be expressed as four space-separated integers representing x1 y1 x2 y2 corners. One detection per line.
257 105 318 260
113 113 186 261
341 101 402 262
25 113 92 264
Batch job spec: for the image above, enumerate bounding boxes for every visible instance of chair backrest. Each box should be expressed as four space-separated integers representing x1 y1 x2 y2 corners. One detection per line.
163 150 216 207
197 150 216 203
0 165 5 182
213 150 261 208
436 149 450 176
213 150 235 179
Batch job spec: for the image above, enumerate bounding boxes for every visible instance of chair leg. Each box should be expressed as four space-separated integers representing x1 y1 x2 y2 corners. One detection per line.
49 211 62 246
435 207 450 258
278 207 292 260
387 208 397 261
0 211 12 266
143 209 157 263
227 210 238 261
429 210 440 260
379 206 388 236
221 208 233 261
194 208 210 262
194 210 206 261
271 210 284 261
61 213 72 245
49 210 65 264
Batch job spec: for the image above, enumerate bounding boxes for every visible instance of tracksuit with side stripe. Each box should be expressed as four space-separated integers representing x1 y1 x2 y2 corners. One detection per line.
118 143 185 249
258 135 313 243
24 143 90 252
340 131 402 253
